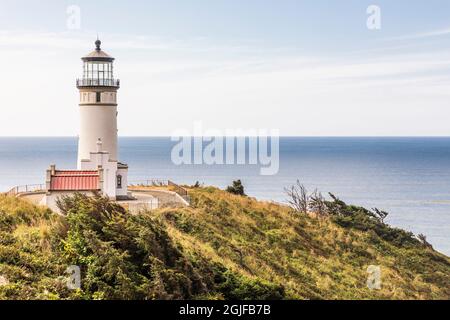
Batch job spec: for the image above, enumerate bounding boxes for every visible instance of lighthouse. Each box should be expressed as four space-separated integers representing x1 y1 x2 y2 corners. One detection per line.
72 39 129 199
42 39 129 203
41 39 129 210
77 39 119 165
35 39 185 212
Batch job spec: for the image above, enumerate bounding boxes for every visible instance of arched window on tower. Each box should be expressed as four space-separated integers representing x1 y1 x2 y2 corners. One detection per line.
117 175 122 189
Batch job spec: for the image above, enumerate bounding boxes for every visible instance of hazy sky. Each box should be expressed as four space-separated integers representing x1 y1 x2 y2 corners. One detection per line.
1 0 450 136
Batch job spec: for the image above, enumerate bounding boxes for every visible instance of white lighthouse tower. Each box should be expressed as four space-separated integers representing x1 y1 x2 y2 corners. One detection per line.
77 39 119 165
75 39 128 199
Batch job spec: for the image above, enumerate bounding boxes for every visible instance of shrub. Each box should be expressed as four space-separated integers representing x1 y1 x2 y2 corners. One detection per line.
56 193 208 299
226 180 246 196
214 267 285 300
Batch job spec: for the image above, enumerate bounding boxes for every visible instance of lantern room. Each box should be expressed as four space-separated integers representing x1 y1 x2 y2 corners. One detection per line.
77 39 120 88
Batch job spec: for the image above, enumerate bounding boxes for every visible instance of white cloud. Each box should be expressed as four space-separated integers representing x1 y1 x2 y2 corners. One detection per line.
1 30 450 136
386 27 450 41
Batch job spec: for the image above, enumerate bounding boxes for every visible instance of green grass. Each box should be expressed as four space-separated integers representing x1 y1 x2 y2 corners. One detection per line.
0 189 449 300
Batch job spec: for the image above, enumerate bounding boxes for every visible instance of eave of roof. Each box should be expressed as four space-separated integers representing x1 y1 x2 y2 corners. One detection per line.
82 50 114 62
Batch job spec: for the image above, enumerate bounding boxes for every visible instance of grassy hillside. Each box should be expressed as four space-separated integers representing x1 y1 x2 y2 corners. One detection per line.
0 187 449 300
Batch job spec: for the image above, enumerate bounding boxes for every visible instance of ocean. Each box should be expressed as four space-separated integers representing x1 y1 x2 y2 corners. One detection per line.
0 137 449 255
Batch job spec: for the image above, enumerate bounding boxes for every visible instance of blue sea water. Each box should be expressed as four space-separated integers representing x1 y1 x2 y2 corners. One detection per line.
0 137 449 255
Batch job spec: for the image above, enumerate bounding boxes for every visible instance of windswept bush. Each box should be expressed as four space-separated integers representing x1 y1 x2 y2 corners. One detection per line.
214 267 285 300
226 180 246 196
284 182 420 249
324 194 420 248
56 193 210 299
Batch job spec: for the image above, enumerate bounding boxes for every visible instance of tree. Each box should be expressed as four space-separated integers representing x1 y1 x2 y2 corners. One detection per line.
417 234 433 249
284 180 309 214
326 193 347 216
226 180 246 196
192 181 201 188
371 208 389 224
309 189 328 217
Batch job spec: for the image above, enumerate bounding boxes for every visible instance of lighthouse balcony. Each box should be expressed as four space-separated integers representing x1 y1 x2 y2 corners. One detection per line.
77 78 120 88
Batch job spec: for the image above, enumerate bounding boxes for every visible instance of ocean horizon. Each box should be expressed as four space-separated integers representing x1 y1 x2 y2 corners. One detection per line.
0 136 449 255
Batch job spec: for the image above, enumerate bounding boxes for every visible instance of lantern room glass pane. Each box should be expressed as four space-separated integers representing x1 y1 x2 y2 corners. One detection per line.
81 61 115 85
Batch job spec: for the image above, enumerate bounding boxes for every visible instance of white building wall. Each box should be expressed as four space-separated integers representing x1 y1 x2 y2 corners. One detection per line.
42 191 96 214
80 150 118 199
101 92 117 104
79 92 117 105
102 162 118 199
116 167 128 197
77 104 118 167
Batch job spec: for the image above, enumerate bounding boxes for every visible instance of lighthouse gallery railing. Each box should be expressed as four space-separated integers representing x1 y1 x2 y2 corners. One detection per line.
76 79 120 87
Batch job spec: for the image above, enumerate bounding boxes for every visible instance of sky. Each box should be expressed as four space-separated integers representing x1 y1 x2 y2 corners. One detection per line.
1 0 450 136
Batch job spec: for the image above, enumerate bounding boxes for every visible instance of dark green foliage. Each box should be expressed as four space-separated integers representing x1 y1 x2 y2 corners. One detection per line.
0 190 449 300
325 194 419 248
53 193 283 299
372 208 389 223
213 267 285 300
226 180 246 196
417 234 433 249
56 193 208 299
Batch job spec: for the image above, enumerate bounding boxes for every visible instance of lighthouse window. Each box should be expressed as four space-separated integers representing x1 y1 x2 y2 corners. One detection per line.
82 62 114 85
117 175 122 189
87 63 93 79
96 92 101 102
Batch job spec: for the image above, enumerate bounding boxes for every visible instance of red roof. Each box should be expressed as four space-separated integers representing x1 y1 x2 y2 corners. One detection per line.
50 170 100 191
